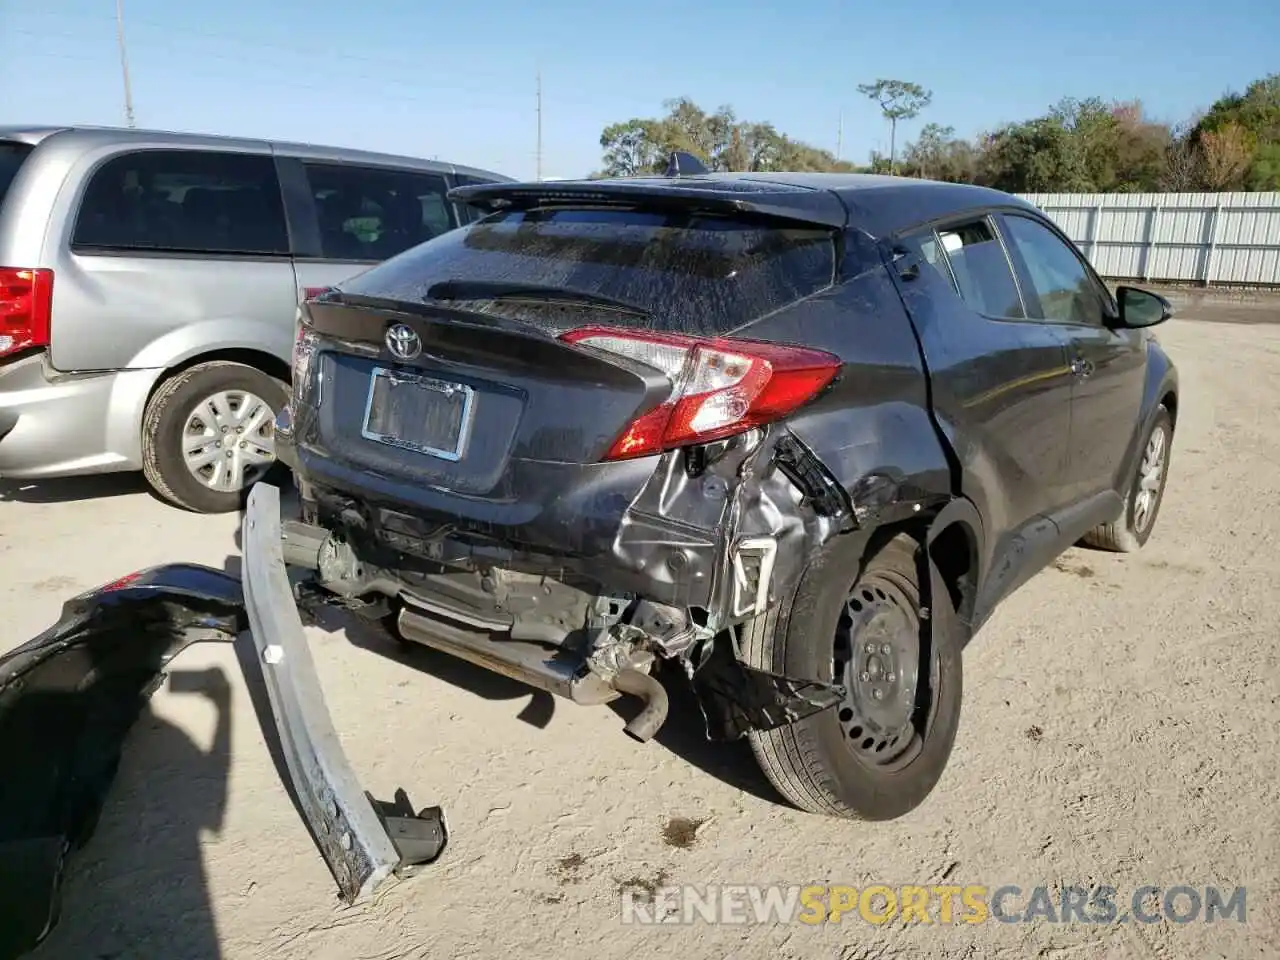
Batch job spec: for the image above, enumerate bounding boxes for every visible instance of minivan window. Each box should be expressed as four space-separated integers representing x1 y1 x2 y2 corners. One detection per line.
72 149 289 256
338 207 838 337
302 162 454 262
452 174 501 223
0 142 34 211
936 220 1025 320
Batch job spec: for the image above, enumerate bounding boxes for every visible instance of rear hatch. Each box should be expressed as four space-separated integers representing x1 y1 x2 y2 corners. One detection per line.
293 196 844 534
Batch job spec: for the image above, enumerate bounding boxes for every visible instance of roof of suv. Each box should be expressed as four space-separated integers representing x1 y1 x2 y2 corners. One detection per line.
0 124 512 182
454 171 1038 239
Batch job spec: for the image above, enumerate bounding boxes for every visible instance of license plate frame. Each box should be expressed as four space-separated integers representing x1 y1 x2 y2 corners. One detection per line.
360 366 475 462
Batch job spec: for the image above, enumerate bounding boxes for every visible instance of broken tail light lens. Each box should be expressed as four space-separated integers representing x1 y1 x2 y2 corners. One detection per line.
0 267 54 360
292 315 319 400
560 326 841 461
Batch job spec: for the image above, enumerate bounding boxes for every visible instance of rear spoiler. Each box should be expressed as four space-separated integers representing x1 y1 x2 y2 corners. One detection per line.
447 178 850 230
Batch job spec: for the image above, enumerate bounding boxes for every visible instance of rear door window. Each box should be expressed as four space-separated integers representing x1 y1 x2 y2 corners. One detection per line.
339 206 837 337
0 142 33 212
302 163 455 262
72 149 289 255
934 219 1025 319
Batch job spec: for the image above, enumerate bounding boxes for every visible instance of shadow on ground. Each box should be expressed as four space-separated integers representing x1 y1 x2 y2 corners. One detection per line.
0 473 153 505
28 663 233 960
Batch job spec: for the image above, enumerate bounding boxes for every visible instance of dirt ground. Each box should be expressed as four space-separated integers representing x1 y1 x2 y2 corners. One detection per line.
3 316 1279 959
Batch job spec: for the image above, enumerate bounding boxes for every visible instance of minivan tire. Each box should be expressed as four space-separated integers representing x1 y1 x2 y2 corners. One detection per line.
1082 405 1173 553
741 533 962 820
142 361 289 514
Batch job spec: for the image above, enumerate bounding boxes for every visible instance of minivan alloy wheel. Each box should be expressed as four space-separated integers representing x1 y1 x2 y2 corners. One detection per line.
182 389 277 491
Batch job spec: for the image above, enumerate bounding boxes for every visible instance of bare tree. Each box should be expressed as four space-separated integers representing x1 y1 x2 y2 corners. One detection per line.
857 79 932 174
1200 121 1254 189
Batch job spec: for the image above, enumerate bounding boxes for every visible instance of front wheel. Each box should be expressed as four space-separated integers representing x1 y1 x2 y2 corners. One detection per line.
1083 405 1173 553
741 534 963 820
142 361 288 514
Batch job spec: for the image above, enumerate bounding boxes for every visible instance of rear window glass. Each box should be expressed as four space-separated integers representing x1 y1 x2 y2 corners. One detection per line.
0 142 33 211
72 149 289 256
338 207 837 335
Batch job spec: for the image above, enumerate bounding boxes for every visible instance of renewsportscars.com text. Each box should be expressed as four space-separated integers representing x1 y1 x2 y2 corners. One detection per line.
620 884 1247 925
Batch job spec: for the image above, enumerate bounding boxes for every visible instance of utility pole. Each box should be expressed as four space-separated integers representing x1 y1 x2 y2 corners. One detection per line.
115 0 136 128
535 68 543 181
836 110 843 162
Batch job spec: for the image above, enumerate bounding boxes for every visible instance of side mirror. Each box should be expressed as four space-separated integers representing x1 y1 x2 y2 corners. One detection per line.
1115 285 1173 329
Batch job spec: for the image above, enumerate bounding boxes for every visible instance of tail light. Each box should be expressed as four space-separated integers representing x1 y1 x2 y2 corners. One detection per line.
0 267 54 360
560 326 841 461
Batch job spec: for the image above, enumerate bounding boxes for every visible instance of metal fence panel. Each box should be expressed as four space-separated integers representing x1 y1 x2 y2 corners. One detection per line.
1017 192 1280 286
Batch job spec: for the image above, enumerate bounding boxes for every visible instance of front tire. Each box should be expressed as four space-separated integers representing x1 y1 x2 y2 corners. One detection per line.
1083 405 1173 553
142 361 288 514
742 534 963 820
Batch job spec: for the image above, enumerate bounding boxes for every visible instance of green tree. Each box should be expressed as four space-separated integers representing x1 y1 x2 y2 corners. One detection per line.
900 123 979 182
596 99 856 177
599 119 666 177
857 79 932 174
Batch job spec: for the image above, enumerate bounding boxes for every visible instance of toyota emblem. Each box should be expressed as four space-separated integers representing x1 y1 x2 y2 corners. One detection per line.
385 323 421 361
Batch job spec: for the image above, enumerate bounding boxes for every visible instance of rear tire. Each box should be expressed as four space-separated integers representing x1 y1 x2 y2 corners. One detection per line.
1083 405 1173 553
142 361 288 514
742 533 963 820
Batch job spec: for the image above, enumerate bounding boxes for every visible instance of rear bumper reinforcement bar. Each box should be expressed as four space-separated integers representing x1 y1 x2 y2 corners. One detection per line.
242 482 447 903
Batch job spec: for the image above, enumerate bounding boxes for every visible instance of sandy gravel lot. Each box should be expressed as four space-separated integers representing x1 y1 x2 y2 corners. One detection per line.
4 317 1279 960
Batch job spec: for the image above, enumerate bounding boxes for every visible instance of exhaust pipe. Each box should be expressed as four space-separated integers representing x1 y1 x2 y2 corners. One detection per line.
396 605 619 705
612 668 669 743
397 605 670 740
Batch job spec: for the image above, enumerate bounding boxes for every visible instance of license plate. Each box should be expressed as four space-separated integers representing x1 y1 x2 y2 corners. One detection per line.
360 367 475 461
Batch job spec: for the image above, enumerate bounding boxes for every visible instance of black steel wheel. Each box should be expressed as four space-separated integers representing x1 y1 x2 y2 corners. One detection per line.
741 533 963 820
831 566 940 772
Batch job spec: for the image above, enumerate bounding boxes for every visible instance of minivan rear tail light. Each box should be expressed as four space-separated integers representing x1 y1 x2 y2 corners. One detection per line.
560 326 841 461
0 267 53 360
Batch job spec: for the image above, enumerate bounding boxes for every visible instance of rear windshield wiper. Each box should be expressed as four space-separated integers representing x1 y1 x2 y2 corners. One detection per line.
425 280 648 317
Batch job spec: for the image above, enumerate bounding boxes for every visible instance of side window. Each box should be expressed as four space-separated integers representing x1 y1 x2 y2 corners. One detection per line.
1000 214 1106 325
935 220 1025 319
72 149 289 255
899 230 957 291
302 163 455 262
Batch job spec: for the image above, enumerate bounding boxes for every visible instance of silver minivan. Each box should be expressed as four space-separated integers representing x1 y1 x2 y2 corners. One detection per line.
0 125 510 512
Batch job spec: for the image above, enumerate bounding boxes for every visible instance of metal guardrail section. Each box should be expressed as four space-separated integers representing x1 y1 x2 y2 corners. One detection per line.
1018 191 1280 287
241 482 403 903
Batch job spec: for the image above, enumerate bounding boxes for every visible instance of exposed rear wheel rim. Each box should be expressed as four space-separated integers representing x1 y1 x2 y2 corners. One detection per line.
832 568 939 772
181 389 277 492
1132 422 1169 534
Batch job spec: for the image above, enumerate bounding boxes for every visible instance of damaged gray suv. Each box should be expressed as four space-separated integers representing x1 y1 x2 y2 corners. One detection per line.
266 168 1179 820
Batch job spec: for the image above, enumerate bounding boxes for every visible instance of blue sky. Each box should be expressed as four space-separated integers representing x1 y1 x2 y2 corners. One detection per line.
3 0 1277 180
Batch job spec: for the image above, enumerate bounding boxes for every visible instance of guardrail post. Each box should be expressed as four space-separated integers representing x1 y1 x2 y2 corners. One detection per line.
1202 200 1223 286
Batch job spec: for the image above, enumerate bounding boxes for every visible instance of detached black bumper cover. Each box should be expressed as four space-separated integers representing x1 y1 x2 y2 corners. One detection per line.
0 483 446 960
0 565 244 959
